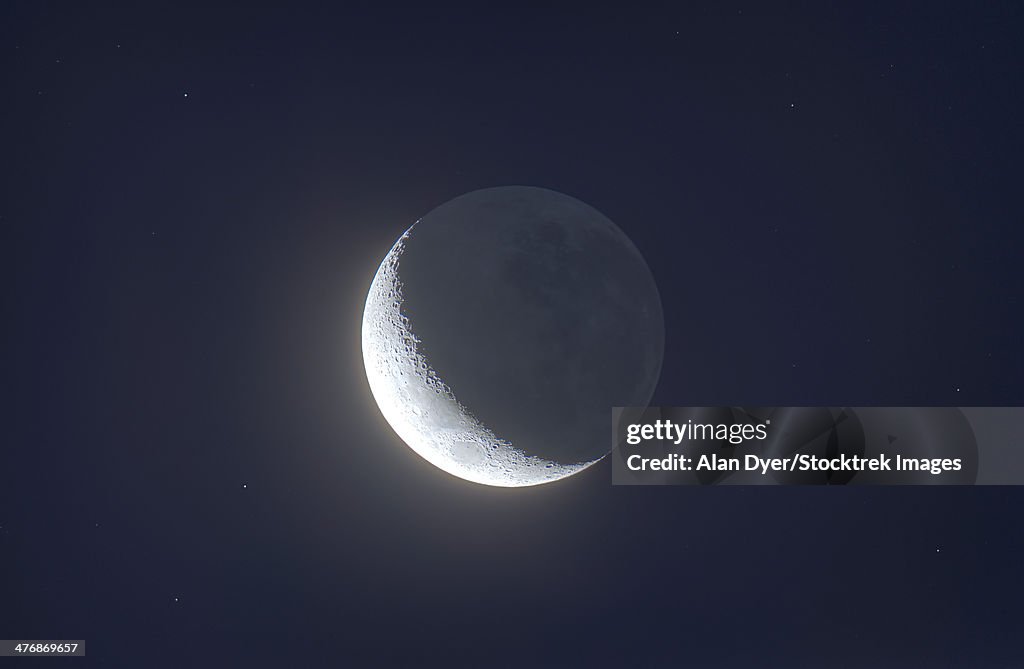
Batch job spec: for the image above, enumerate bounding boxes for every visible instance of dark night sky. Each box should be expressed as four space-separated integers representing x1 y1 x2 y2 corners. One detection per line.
3 2 1023 667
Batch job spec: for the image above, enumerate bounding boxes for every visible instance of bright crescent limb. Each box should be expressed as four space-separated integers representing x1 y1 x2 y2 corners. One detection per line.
361 228 596 487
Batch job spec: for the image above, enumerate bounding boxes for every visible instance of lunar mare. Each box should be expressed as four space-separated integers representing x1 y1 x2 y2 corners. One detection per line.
362 231 587 486
361 186 664 487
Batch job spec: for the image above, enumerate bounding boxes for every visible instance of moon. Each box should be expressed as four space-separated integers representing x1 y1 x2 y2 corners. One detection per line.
362 186 663 487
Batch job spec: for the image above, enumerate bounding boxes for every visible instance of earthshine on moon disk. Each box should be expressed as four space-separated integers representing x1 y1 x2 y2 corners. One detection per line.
362 186 664 487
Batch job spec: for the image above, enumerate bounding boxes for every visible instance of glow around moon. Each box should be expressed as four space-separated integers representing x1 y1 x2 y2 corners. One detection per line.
361 229 590 487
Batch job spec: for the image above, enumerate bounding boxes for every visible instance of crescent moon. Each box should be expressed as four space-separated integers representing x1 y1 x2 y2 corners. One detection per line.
362 227 590 487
